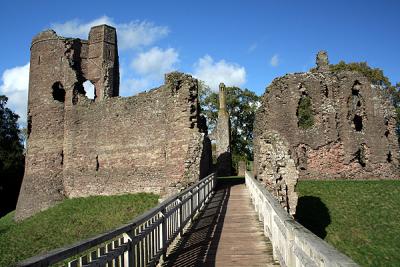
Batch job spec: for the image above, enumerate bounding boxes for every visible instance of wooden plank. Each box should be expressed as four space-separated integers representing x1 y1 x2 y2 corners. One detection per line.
162 181 280 267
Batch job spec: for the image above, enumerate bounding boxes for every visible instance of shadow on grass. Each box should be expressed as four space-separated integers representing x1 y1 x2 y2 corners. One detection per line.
295 196 331 239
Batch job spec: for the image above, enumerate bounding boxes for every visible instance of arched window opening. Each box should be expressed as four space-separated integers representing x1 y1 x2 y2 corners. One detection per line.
83 80 96 100
52 82 65 102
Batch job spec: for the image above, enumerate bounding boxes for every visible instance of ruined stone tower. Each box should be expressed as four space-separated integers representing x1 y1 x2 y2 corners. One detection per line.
214 83 232 176
254 51 400 215
15 25 211 221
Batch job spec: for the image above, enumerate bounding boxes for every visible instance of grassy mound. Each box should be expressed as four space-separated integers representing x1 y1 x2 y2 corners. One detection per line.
0 193 158 266
296 180 400 267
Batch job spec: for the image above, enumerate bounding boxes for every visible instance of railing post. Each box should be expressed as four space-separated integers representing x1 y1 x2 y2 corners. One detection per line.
129 229 136 267
179 198 183 236
196 186 199 212
160 208 167 263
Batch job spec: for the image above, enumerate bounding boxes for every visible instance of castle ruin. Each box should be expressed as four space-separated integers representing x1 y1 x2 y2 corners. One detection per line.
15 25 212 221
212 83 232 176
254 51 400 215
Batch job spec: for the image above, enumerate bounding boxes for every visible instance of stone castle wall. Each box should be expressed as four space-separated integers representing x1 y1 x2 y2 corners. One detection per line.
254 52 399 214
15 25 211 221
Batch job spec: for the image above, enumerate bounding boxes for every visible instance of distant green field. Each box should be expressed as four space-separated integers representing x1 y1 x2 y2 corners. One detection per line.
0 193 158 266
296 180 400 267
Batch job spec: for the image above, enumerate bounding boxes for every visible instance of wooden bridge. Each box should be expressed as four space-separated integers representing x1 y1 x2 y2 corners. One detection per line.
18 173 358 267
162 179 278 266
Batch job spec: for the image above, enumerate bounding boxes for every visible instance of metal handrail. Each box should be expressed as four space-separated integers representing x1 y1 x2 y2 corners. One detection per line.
18 173 216 267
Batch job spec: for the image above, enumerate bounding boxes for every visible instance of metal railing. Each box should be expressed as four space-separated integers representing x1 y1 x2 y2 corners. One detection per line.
245 171 359 267
18 173 216 267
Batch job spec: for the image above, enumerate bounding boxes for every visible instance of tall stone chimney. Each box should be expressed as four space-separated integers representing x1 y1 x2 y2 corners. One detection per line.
215 83 232 176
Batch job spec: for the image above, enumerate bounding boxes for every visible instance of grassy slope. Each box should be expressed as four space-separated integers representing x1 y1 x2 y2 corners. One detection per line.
0 193 158 266
296 180 400 267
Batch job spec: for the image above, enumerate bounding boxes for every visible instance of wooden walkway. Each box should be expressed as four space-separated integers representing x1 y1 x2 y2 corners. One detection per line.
163 178 280 267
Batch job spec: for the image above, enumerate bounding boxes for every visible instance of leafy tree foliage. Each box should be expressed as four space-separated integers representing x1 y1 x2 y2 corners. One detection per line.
297 95 314 129
199 83 260 168
326 61 400 139
0 95 24 217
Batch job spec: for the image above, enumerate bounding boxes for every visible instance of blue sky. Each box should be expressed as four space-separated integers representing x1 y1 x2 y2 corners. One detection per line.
1 0 399 124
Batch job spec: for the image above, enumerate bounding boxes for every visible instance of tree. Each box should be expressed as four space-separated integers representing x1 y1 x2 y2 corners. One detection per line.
325 61 400 139
199 83 260 169
0 95 25 217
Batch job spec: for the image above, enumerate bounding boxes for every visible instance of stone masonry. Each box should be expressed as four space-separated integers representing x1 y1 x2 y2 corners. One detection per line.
15 25 212 221
254 51 400 215
213 83 232 176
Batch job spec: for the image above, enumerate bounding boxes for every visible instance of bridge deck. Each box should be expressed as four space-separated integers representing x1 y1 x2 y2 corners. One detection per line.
163 178 279 267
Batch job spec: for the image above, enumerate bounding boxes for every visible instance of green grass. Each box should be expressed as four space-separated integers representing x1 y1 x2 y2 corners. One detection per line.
296 180 400 267
0 193 158 266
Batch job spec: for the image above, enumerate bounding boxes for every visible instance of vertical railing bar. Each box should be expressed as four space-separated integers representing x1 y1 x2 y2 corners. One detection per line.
150 217 154 261
161 207 167 263
141 224 145 267
146 221 149 265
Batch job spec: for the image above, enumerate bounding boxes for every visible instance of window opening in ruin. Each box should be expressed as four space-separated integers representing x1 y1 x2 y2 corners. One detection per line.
52 82 65 102
353 115 363 131
387 151 392 163
352 80 361 96
27 114 32 138
297 94 314 129
83 80 96 100
60 151 64 165
38 56 41 65
355 148 366 167
357 101 361 107
96 155 99 171
385 130 390 137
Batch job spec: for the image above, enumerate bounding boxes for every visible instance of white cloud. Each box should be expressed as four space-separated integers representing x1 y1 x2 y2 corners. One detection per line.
51 16 112 38
131 47 179 77
193 55 246 91
51 16 169 50
120 78 150 97
270 54 279 67
0 63 30 125
248 43 258 53
83 80 95 99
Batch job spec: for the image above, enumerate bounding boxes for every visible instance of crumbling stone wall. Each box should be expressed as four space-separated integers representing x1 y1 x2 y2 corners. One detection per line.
254 132 298 215
15 25 211 221
254 51 400 213
211 83 232 176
